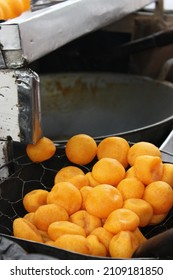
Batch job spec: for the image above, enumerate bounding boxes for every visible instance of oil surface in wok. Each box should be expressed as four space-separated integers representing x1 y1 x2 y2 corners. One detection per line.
40 73 173 143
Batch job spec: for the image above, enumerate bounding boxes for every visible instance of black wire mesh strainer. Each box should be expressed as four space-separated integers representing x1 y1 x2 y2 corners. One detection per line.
0 140 173 259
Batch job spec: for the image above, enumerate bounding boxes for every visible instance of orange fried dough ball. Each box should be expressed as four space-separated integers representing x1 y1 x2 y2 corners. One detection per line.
133 155 163 185
47 182 82 215
70 210 102 236
142 181 173 214
45 240 55 246
123 198 153 227
97 136 130 168
80 186 93 210
33 203 69 231
133 227 147 245
68 174 89 189
54 166 84 184
54 234 90 255
127 141 161 166
109 231 139 258
85 172 100 187
85 184 123 219
26 137 56 163
65 134 97 165
0 0 19 19
86 235 107 257
23 189 49 212
0 6 4 19
22 0 30 11
117 177 145 200
13 218 43 243
161 163 173 188
23 212 35 224
48 221 86 241
125 166 137 178
149 213 168 225
91 158 125 186
103 208 140 234
90 227 114 251
5 0 25 17
38 230 51 243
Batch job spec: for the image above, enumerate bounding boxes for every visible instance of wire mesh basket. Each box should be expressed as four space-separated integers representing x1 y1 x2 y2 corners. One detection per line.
0 140 173 259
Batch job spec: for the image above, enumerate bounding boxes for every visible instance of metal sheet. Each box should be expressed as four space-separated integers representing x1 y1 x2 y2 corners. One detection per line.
0 141 9 180
16 69 43 144
0 0 156 67
0 25 21 50
0 69 42 144
31 0 68 11
0 70 19 141
0 53 5 68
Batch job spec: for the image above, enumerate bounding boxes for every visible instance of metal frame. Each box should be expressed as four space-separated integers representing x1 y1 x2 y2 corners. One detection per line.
0 0 156 68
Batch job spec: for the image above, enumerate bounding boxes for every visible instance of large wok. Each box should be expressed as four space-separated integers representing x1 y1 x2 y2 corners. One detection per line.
40 73 173 146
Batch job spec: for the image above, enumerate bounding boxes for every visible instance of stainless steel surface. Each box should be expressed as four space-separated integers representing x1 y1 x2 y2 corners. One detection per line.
0 141 9 180
17 69 43 144
0 24 20 50
0 53 5 68
0 24 23 68
0 69 42 144
31 0 68 11
0 0 156 68
0 70 19 141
